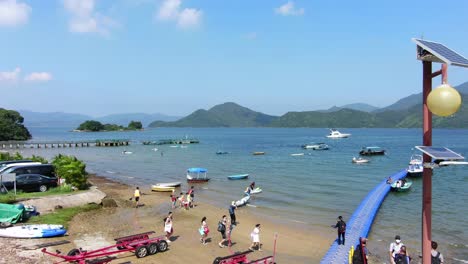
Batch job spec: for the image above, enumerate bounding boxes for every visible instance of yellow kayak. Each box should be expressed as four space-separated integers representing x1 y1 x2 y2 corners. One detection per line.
151 185 175 192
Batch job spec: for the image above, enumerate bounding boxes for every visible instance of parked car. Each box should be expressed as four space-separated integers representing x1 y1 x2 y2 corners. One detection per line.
2 174 58 192
0 164 56 178
0 162 42 174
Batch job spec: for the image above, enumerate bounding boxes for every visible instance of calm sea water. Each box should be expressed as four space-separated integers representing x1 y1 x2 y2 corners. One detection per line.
18 127 468 262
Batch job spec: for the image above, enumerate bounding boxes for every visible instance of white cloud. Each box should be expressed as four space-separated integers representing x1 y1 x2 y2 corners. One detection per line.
0 67 21 82
63 0 117 35
156 0 202 29
24 72 53 82
275 1 305 16
0 0 31 26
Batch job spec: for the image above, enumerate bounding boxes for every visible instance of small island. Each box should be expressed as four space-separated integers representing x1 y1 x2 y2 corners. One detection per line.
75 120 143 132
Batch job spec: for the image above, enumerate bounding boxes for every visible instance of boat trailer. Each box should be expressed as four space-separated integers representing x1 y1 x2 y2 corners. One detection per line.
212 249 275 264
41 231 168 264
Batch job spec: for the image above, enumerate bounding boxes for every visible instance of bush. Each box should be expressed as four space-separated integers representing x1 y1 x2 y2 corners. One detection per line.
52 154 88 190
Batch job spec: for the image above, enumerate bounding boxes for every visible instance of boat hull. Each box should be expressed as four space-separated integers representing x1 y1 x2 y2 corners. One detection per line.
252 152 265 155
151 185 176 192
359 150 385 156
227 174 249 180
153 182 182 187
187 179 210 183
0 224 66 238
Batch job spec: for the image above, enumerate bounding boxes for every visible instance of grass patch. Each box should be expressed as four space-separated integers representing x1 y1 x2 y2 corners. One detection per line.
0 185 76 204
26 204 101 229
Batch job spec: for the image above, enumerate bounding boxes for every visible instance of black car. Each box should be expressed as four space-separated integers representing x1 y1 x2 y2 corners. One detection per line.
2 174 58 192
0 164 56 178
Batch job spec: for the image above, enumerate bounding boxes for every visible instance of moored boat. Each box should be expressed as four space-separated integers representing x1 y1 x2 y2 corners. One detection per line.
390 179 413 192
0 224 66 238
153 182 182 187
186 168 210 183
407 154 423 177
216 151 229 155
352 157 369 164
253 152 265 155
359 146 385 156
326 129 351 138
302 143 329 150
227 174 249 180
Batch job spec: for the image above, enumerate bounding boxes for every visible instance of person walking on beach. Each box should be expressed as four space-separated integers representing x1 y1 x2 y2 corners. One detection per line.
217 215 227 248
178 192 185 208
186 192 192 209
188 186 195 205
170 193 177 209
229 201 237 225
249 224 262 251
431 241 444 264
332 216 346 245
389 235 405 264
199 216 209 245
164 212 173 243
133 187 141 208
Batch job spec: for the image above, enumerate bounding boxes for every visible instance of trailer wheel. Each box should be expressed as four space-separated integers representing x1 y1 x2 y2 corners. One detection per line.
157 240 168 252
135 245 148 258
67 248 80 256
147 243 158 255
212 257 222 264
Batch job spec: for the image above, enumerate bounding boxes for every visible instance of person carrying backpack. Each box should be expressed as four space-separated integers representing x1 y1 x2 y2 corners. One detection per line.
217 215 227 248
352 237 368 264
431 241 444 264
332 215 346 245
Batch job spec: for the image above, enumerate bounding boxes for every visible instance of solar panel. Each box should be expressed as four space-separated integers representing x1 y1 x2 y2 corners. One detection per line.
412 38 468 68
415 146 465 160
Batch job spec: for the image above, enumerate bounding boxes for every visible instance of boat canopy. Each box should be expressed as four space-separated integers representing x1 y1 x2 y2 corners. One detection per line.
363 146 382 150
187 168 207 173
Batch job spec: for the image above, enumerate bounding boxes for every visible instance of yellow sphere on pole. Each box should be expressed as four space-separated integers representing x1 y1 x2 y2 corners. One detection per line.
427 84 462 116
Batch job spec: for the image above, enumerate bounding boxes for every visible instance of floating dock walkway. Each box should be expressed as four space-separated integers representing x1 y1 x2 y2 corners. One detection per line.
321 169 408 264
0 139 130 149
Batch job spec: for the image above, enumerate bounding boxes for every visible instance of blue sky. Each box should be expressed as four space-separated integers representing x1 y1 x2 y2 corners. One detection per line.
1 0 468 117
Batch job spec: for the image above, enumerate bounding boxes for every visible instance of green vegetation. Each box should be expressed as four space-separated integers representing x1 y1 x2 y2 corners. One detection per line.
76 120 143 131
0 185 74 204
26 204 100 229
0 108 31 141
52 154 88 190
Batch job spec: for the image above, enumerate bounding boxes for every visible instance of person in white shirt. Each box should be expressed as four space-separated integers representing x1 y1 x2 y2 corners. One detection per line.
249 224 262 251
431 241 444 263
389 235 404 264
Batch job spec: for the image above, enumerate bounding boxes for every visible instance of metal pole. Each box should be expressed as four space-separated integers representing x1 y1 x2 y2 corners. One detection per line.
422 61 433 264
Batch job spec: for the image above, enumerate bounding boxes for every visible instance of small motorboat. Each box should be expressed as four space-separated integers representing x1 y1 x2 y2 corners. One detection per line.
352 157 369 164
151 185 176 192
253 152 265 155
407 154 423 177
326 129 351 138
235 195 250 207
0 224 66 238
122 151 133 154
391 179 413 192
216 151 229 155
227 174 249 180
290 153 305 156
359 146 385 156
301 143 329 150
153 182 181 187
250 187 262 194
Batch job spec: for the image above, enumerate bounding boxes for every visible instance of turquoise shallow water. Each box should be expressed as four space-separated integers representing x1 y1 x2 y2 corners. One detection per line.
18 127 468 262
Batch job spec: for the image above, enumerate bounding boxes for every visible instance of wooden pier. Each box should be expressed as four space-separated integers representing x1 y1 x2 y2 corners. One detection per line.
0 139 130 149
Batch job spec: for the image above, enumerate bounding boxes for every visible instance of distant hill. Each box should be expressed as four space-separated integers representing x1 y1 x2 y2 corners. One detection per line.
19 110 92 128
320 103 379 113
148 102 278 127
97 113 180 127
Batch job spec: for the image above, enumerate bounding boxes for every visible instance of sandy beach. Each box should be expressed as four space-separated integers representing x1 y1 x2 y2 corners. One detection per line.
0 175 331 263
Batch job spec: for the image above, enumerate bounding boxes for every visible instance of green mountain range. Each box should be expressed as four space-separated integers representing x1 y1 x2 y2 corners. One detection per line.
149 82 468 128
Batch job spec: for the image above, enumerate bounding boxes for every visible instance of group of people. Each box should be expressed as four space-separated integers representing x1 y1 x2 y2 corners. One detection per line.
332 216 445 264
169 186 195 210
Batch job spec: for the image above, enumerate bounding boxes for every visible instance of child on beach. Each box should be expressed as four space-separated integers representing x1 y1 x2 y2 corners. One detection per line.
249 224 262 251
178 192 185 208
170 193 177 209
185 192 192 209
133 187 140 208
164 212 173 243
188 186 195 205
199 216 209 245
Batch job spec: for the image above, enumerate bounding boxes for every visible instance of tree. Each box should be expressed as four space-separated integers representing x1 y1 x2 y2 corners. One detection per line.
77 120 104 131
128 121 143 130
0 108 32 141
52 154 88 190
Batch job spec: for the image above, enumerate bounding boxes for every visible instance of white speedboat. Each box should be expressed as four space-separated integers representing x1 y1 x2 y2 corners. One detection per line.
326 129 351 138
407 154 423 177
352 157 369 164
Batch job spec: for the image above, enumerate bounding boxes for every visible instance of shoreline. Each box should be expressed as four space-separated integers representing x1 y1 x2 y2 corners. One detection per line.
0 174 329 263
